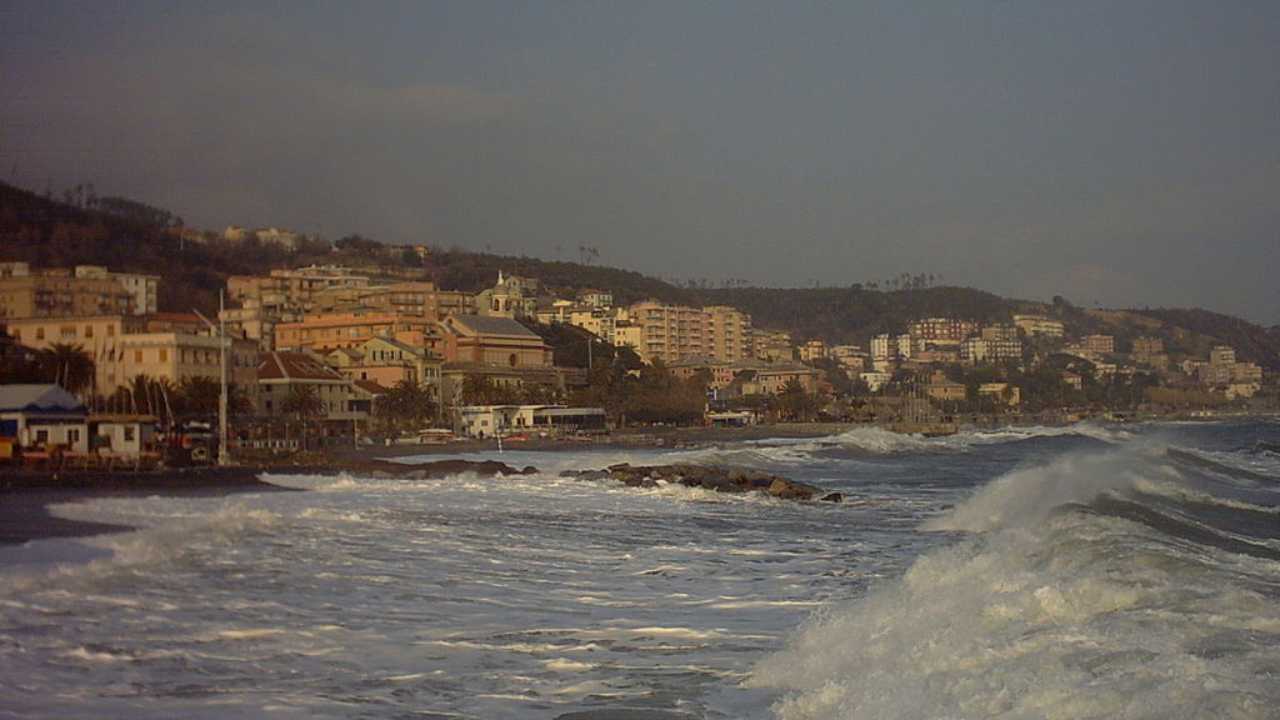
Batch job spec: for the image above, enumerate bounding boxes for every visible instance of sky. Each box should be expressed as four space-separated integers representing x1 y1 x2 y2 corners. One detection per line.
2 1 1278 325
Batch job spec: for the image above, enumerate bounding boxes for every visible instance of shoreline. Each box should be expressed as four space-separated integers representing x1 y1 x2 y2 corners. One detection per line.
0 468 300 546
3 414 1270 547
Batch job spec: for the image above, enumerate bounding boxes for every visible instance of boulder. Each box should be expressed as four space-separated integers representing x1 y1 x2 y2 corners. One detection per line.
766 477 826 501
568 463 833 502
358 459 536 478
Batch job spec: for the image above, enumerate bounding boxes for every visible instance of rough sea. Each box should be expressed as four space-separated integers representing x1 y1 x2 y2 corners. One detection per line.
2 419 1279 719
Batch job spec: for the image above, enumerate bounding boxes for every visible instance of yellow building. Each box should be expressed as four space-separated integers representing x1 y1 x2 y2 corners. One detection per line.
1012 314 1065 338
325 336 443 400
73 266 159 315
741 364 821 395
112 332 259 400
257 351 362 422
704 305 753 362
0 272 135 320
798 338 827 363
753 329 795 363
626 301 713 364
4 315 258 396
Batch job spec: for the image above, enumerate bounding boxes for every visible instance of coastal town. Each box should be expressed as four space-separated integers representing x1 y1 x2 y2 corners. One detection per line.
1 229 1273 468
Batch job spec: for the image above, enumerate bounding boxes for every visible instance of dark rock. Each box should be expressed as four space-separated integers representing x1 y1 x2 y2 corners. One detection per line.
565 463 832 502
556 710 698 720
766 477 825 501
359 458 535 478
820 492 844 503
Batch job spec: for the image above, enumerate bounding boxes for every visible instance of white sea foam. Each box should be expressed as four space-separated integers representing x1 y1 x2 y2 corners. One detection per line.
922 445 1171 533
752 445 1280 719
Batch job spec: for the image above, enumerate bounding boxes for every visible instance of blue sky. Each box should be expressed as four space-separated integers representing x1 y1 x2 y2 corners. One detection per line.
3 1 1277 323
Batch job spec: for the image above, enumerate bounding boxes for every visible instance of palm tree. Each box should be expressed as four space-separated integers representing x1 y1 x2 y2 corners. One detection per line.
38 343 95 395
122 374 175 419
282 385 324 451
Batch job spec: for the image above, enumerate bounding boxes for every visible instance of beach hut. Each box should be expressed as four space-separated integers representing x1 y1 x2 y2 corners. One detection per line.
0 384 89 455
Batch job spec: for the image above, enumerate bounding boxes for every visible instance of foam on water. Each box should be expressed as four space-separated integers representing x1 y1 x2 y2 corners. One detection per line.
751 442 1280 719
3 420 1275 718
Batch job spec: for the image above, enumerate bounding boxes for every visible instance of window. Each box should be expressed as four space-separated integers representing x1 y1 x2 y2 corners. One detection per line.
67 429 80 445
36 429 49 444
61 325 76 339
124 426 135 442
134 350 144 363
106 325 115 337
36 327 45 340
159 349 168 362
84 325 94 338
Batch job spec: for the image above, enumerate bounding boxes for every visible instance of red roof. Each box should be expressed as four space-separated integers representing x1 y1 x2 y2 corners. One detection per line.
352 379 391 395
258 352 345 381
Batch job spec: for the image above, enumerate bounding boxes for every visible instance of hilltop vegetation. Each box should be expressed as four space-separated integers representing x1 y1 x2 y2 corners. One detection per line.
3 180 1278 369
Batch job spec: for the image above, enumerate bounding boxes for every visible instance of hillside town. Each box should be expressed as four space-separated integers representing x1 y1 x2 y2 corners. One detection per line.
0 250 1273 467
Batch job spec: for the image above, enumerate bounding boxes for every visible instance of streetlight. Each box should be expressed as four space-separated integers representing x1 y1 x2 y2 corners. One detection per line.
192 290 231 466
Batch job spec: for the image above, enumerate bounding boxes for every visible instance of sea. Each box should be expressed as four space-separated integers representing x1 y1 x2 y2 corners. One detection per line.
2 419 1279 719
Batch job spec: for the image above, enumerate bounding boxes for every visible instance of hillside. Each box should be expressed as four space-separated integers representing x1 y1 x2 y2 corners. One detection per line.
4 180 1279 370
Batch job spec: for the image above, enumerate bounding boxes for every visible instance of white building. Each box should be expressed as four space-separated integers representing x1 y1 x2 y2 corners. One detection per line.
74 265 160 315
455 404 606 438
0 384 89 453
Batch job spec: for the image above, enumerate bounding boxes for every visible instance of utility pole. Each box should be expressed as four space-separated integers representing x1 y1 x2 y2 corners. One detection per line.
193 293 231 466
219 291 229 466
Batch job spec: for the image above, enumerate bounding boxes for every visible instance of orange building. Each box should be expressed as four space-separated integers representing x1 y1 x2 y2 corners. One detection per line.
438 315 551 367
273 313 440 353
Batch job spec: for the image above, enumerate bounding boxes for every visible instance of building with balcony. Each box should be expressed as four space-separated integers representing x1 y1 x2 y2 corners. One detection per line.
273 312 440 354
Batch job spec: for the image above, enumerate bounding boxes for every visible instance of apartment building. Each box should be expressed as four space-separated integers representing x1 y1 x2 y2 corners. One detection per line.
5 314 257 396
627 301 708 364
113 332 259 400
1209 346 1236 367
567 306 616 342
577 289 613 308
908 318 978 343
1132 337 1164 356
740 364 821 396
981 324 1019 342
798 339 827 363
1132 336 1169 369
227 266 373 307
273 313 440 353
309 281 441 319
752 329 793 363
621 301 756 365
961 336 1022 366
829 345 868 372
704 305 753 362
1012 314 1065 338
72 266 159 315
257 351 361 421
0 270 135 319
871 334 894 362
325 336 442 399
1083 334 1115 355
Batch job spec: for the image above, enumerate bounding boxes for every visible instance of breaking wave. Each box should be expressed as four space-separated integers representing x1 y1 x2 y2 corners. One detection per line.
751 443 1280 719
